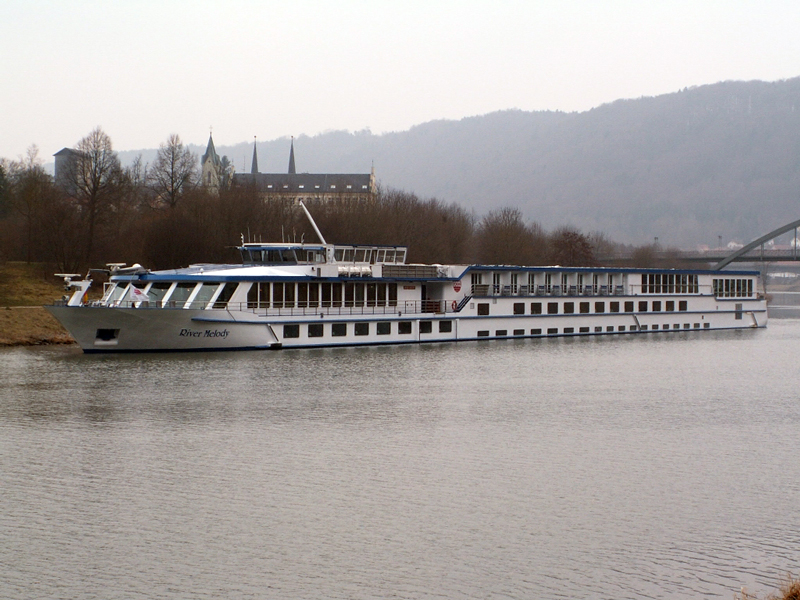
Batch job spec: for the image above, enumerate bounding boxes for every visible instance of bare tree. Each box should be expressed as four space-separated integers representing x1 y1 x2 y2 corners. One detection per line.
64 127 124 262
548 226 596 266
148 134 197 208
7 145 52 262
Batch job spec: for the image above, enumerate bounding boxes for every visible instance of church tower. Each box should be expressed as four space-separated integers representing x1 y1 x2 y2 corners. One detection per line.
201 132 222 191
288 137 296 174
251 137 259 174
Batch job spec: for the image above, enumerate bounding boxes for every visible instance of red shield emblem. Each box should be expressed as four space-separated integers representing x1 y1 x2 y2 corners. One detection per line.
453 281 462 292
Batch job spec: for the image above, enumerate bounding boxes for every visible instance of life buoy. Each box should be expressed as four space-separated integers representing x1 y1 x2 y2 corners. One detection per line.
451 300 458 311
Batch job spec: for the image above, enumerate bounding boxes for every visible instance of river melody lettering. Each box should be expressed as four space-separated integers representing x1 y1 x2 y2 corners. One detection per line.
179 328 230 339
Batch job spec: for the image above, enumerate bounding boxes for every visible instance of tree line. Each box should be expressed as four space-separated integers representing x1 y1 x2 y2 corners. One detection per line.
1 127 667 275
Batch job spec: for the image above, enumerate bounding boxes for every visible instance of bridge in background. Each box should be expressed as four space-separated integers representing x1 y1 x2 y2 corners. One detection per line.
600 219 800 269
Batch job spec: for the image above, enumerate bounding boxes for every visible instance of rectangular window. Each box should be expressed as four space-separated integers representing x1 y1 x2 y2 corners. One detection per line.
624 301 634 313
332 323 347 337
735 303 743 320
377 322 391 335
594 326 602 333
679 301 688 311
595 301 605 313
495 330 508 336
531 302 542 314
652 324 658 330
654 301 663 312
283 324 300 338
477 303 490 315
420 321 433 334
547 302 559 314
563 302 574 314
439 320 452 333
547 328 558 335
477 330 490 337
610 302 620 313
694 323 700 329
640 325 648 331
308 323 323 337
355 322 369 336
606 326 614 332
618 326 626 332
564 327 574 334
579 327 590 333
673 324 680 330
398 321 412 334
704 322 710 329
513 329 525 336
580 302 590 314
638 301 648 312
531 328 542 335
513 302 525 315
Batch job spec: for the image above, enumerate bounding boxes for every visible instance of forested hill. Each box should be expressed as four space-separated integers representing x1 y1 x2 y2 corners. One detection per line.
125 77 800 247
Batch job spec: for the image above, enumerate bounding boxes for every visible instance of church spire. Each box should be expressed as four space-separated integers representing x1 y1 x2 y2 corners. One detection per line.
288 136 296 174
251 136 258 174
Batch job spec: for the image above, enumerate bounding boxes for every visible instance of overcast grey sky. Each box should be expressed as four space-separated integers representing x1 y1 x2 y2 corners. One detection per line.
2 0 799 161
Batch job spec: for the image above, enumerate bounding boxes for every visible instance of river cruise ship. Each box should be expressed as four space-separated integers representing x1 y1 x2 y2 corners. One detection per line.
47 210 767 353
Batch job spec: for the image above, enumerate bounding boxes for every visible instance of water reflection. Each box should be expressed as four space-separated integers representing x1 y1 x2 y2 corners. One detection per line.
1 325 800 599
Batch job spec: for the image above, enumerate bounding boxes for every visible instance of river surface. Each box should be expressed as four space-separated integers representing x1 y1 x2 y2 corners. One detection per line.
2 322 799 599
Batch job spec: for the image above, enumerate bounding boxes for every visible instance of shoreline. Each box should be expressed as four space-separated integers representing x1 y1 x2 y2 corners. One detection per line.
0 306 76 347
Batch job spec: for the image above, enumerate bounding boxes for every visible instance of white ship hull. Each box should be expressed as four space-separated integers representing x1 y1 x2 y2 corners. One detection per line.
48 293 766 353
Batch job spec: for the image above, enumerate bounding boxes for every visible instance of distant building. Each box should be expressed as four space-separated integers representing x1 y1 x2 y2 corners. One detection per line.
200 133 222 190
232 138 376 203
53 147 84 195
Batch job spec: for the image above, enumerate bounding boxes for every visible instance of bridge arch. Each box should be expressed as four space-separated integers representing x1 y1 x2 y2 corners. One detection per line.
714 218 800 270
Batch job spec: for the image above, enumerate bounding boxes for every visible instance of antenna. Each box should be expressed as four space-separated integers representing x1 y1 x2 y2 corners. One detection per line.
299 200 327 245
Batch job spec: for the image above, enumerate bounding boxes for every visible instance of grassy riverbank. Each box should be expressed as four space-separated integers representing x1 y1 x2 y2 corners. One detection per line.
0 262 75 346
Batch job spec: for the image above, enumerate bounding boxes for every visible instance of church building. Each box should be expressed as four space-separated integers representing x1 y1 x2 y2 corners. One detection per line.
201 135 376 202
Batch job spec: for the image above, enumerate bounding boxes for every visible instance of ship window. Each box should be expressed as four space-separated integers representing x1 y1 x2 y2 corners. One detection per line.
531 302 542 314
477 330 490 337
332 323 347 336
624 301 634 313
735 303 743 320
477 303 490 315
679 301 688 311
283 324 300 338
377 322 391 335
420 321 433 334
106 282 129 304
580 302 590 314
547 328 558 334
606 326 614 332
594 326 602 332
563 302 574 314
580 327 590 333
398 321 412 334
308 283 319 307
638 301 648 312
595 301 605 313
496 330 508 336
531 328 542 335
213 282 238 309
547 302 558 314
514 329 525 336
170 282 197 306
388 283 397 306
308 323 323 337
704 323 710 329
355 322 369 335
564 327 574 334
513 302 525 315
193 284 218 308
297 282 308 308
331 283 342 306
273 282 285 308
439 320 452 333
665 300 673 312
148 282 172 304
610 302 620 313
618 326 626 331
652 301 661 312
694 323 701 328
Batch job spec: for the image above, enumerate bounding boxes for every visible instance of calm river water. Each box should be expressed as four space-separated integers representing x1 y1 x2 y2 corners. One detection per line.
2 322 799 599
